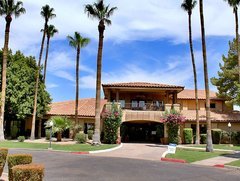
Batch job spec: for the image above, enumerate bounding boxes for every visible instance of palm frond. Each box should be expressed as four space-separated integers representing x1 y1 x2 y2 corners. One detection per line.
106 7 117 18
104 18 111 25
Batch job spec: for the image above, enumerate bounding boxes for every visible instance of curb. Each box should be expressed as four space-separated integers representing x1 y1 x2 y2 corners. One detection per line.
161 157 187 163
213 164 225 168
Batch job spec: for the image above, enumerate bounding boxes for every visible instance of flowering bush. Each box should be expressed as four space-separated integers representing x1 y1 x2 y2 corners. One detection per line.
161 109 185 144
102 104 122 144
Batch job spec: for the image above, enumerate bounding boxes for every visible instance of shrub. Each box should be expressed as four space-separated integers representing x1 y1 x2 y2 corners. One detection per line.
87 130 94 140
17 136 25 142
75 133 86 144
183 128 193 144
0 148 8 177
8 154 32 181
200 134 207 144
11 125 18 139
102 104 122 144
211 129 222 144
161 110 185 144
12 164 44 181
232 131 240 144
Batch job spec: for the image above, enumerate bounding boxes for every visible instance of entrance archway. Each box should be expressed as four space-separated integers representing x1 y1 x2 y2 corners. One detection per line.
120 121 164 143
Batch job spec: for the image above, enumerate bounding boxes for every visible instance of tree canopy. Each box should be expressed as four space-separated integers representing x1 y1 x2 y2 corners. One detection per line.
0 50 51 120
211 39 240 105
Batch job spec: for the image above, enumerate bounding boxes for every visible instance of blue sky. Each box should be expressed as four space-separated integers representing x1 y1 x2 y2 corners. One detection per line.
0 0 236 102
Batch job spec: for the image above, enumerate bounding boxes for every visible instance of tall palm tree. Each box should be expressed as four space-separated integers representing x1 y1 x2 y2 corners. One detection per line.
0 0 25 141
31 4 56 140
43 24 58 83
199 0 213 152
67 32 90 137
181 0 200 144
85 0 117 145
224 0 240 82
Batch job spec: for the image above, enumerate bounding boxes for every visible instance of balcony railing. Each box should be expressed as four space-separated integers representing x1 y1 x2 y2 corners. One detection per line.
121 103 165 111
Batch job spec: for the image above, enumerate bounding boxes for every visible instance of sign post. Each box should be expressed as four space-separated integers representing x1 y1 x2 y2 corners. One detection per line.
167 143 177 154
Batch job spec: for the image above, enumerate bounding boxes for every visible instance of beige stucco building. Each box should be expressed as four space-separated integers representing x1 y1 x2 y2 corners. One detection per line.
45 82 240 143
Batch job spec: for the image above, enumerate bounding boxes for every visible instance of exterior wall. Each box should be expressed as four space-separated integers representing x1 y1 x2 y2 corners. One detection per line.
178 99 227 112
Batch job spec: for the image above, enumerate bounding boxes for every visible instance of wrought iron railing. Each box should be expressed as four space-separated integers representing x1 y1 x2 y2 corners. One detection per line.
121 103 165 111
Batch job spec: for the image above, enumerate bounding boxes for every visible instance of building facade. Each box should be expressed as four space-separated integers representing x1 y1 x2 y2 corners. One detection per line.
46 82 240 143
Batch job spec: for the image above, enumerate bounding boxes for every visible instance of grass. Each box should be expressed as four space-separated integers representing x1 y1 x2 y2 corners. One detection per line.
166 148 228 163
188 144 240 151
0 141 117 152
226 160 240 167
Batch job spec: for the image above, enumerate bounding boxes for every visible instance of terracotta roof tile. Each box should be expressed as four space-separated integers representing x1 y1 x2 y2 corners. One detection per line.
47 98 107 117
182 110 240 122
178 89 221 100
102 82 184 89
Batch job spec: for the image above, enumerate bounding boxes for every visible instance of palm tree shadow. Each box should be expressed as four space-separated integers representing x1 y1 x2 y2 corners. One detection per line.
221 152 240 159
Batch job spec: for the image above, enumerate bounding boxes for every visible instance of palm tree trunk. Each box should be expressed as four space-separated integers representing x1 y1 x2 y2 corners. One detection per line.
199 0 213 152
74 47 80 136
0 16 12 141
93 21 105 145
188 14 200 144
43 36 50 84
30 24 47 140
234 9 240 83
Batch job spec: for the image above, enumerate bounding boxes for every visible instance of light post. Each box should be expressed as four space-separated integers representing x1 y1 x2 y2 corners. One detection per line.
228 122 232 145
49 121 53 150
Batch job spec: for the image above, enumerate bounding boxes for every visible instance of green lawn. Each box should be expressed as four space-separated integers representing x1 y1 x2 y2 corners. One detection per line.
166 148 228 163
226 160 240 167
0 141 117 152
189 144 240 151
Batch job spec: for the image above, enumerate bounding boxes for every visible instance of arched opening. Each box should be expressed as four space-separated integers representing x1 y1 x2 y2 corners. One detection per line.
120 120 164 143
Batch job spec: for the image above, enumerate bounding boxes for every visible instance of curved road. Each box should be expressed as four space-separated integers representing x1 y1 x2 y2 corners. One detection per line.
7 148 240 181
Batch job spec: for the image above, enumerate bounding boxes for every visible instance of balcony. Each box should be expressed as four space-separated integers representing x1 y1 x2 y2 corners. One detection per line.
121 103 165 111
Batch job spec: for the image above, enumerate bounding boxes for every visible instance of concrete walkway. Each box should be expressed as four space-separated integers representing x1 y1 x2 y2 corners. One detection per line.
93 143 167 161
192 156 239 166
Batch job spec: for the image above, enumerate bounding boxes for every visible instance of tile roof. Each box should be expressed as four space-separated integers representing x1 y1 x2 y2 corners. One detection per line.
47 98 107 117
102 82 184 89
182 110 240 122
178 89 222 100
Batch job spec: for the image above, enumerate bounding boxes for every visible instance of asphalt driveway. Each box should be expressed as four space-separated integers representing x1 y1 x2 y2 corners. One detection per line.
5 149 240 181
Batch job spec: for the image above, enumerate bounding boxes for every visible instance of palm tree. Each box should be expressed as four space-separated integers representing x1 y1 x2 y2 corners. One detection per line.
31 4 56 140
181 0 200 144
67 32 90 138
85 0 117 145
224 0 240 82
0 0 25 141
199 0 213 152
43 24 58 83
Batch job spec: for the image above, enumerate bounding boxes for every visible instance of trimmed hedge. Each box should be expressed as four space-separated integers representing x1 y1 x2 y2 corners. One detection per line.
211 129 222 144
183 128 193 144
75 133 86 143
87 130 94 140
0 148 8 177
8 154 32 181
200 134 207 144
12 164 44 181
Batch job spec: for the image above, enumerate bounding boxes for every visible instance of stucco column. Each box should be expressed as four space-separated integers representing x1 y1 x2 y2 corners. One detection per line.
107 90 111 102
173 92 177 104
166 91 169 103
116 127 121 144
165 104 172 112
164 123 168 137
116 90 119 102
173 104 181 112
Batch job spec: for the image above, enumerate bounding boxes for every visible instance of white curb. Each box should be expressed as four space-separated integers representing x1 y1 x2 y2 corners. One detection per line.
89 143 123 154
161 150 168 158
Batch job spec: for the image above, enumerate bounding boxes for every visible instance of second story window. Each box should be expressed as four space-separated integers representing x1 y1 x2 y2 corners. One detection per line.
119 100 125 108
210 103 216 109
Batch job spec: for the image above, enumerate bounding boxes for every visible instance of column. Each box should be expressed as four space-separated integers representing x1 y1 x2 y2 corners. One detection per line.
107 90 111 102
116 90 119 102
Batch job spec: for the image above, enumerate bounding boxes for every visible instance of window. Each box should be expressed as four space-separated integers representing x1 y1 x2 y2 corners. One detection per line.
119 100 125 108
139 101 145 108
210 103 216 109
131 100 138 108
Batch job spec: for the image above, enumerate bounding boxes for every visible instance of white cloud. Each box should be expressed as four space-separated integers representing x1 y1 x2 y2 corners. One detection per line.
46 83 59 89
0 0 235 54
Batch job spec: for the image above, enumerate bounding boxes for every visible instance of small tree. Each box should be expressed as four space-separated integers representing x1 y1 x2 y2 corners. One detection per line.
161 109 185 144
102 104 122 144
46 116 72 142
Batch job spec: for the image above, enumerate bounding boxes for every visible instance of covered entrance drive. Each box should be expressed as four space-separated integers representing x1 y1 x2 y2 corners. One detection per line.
121 121 164 143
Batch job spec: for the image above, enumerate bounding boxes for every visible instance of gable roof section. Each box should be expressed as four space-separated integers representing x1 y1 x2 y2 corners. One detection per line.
102 82 184 89
47 98 107 117
178 89 222 100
